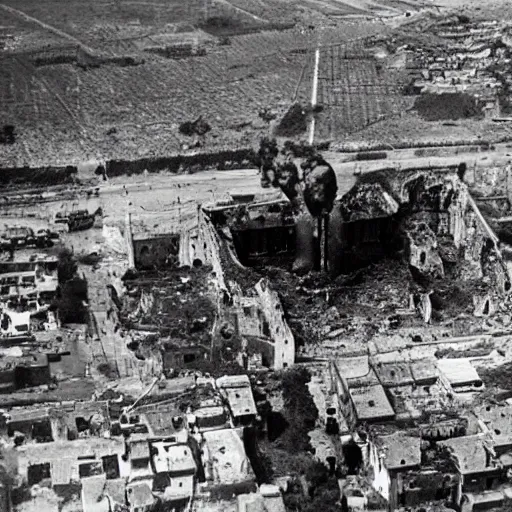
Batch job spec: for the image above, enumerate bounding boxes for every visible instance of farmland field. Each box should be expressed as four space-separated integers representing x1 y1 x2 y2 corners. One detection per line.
0 0 433 168
310 40 414 138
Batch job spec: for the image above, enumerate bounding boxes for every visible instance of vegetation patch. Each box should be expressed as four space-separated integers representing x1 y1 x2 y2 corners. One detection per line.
275 103 309 138
414 93 483 121
479 362 512 390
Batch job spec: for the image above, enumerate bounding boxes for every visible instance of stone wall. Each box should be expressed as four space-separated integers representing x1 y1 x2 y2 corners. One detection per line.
254 279 295 370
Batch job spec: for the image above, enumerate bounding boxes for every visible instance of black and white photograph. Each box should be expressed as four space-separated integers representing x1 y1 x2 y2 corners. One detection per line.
1 0 512 510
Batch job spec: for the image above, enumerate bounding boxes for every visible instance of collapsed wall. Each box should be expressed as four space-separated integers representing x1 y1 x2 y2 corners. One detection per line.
202 207 296 370
339 168 511 318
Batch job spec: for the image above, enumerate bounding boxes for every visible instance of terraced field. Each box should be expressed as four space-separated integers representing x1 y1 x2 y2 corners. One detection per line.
0 0 412 167
313 41 413 137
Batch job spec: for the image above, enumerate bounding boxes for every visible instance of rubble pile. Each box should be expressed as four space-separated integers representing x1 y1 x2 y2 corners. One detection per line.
120 266 217 373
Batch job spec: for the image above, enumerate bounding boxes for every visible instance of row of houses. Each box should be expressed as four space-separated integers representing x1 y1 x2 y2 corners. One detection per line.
1 373 283 512
326 353 512 511
400 18 512 118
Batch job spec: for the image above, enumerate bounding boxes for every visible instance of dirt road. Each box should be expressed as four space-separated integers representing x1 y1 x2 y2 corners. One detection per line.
2 145 508 234
0 3 96 53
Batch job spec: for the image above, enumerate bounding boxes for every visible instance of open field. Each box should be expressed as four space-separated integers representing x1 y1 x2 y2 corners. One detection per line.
1 0 507 169
0 13 391 167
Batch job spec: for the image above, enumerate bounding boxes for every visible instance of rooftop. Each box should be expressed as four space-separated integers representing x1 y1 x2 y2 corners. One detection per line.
376 432 422 470
349 384 395 422
409 358 439 384
202 428 254 485
439 434 496 475
129 439 150 460
216 375 257 419
221 386 257 418
152 441 196 475
81 475 110 512
8 407 50 424
18 438 125 477
334 356 377 386
51 458 74 486
142 409 188 439
127 481 155 508
437 359 482 387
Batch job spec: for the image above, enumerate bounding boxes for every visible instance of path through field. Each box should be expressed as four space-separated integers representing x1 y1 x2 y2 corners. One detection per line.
215 0 270 22
0 3 95 53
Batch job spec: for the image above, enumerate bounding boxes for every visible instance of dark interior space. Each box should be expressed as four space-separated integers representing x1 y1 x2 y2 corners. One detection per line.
336 215 402 274
267 411 289 442
342 440 363 475
231 226 296 268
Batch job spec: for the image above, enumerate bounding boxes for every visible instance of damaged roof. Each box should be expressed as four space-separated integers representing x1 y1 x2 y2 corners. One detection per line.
339 182 399 222
476 404 512 448
439 434 496 475
374 362 414 388
376 432 421 470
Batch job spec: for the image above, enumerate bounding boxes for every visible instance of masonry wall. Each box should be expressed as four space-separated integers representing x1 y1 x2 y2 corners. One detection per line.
254 278 295 370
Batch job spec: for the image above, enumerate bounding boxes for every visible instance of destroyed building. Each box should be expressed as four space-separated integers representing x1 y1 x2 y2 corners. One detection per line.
0 253 59 336
3 370 260 511
320 341 512 511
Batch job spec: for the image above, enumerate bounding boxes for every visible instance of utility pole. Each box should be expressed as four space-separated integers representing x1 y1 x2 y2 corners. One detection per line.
308 46 320 146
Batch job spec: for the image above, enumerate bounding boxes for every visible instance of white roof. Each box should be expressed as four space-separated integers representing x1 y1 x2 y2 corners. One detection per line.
437 359 481 386
152 442 196 475
203 428 253 484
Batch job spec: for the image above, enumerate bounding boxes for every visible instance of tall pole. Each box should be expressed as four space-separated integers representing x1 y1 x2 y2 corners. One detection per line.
324 213 329 272
308 47 320 146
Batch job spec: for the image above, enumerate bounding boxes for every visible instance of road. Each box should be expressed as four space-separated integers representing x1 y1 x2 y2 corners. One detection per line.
100 145 511 221
2 144 510 236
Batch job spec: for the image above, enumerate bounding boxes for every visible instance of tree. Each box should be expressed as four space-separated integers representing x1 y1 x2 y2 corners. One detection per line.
254 138 337 273
57 248 78 283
